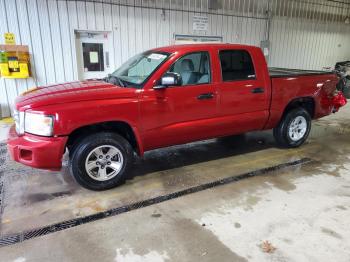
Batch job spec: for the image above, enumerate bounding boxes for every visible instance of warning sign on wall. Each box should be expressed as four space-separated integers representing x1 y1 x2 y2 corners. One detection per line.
193 16 209 31
4 33 15 45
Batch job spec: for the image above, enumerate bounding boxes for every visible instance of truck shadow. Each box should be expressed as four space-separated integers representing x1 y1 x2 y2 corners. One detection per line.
0 131 274 206
127 131 274 180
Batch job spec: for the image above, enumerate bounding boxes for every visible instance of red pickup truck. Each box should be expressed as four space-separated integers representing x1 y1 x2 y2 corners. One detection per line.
7 44 346 190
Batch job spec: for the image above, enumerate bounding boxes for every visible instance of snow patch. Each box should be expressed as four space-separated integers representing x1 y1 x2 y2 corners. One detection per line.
115 248 169 262
13 258 26 262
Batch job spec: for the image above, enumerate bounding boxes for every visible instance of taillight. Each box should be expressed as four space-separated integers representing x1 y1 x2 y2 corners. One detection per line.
332 91 347 108
329 91 347 113
320 90 347 113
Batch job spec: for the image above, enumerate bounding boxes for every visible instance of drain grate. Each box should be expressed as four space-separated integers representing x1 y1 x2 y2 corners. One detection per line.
0 142 7 216
0 172 4 233
0 158 312 248
0 159 4 169
0 181 3 215
0 143 6 156
0 143 6 173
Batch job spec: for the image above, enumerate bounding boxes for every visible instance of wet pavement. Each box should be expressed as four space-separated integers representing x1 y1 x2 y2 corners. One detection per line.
0 105 350 261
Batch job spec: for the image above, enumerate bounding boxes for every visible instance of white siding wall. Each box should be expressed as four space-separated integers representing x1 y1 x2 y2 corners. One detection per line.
269 17 350 70
0 0 349 117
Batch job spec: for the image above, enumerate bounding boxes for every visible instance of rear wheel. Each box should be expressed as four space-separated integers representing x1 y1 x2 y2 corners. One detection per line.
273 108 311 148
69 132 133 190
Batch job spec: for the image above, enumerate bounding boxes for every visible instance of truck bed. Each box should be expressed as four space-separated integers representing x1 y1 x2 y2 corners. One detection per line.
269 67 332 78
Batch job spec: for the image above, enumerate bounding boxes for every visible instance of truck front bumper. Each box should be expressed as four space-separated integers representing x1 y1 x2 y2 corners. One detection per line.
7 125 68 170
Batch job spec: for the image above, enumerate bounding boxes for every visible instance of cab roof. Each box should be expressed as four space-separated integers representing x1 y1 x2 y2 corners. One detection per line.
152 43 257 53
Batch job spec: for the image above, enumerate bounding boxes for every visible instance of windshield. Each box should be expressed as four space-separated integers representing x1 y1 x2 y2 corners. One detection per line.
111 51 170 87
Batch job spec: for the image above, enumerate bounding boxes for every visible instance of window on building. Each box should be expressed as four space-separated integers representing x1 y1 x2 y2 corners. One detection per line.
219 50 256 81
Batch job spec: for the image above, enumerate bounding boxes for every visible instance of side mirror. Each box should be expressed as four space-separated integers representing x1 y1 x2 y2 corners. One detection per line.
154 72 182 89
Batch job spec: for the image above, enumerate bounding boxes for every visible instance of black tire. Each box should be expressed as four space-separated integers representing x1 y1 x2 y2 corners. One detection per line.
343 85 350 99
337 78 350 99
69 132 134 190
273 108 311 148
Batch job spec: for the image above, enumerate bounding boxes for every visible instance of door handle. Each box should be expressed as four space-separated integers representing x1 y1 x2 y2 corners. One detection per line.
251 87 264 94
197 93 214 100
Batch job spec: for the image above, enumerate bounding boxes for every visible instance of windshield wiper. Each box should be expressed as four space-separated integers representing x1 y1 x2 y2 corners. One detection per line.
104 74 126 87
115 76 126 87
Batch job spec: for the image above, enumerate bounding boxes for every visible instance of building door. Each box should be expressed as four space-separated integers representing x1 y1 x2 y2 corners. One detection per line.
75 31 114 80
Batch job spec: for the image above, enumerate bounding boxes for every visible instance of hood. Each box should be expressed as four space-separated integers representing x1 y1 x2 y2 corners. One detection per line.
16 80 138 110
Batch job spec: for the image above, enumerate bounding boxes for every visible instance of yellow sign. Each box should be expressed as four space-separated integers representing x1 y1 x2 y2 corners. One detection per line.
8 60 19 69
4 33 15 45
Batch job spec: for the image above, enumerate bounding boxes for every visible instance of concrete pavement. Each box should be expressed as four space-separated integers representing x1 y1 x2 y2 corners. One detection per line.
0 105 350 261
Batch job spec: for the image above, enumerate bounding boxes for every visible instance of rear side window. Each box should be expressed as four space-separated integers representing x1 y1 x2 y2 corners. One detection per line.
219 50 256 81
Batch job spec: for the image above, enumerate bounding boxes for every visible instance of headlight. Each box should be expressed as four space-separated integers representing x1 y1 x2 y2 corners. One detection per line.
24 112 54 136
13 109 25 135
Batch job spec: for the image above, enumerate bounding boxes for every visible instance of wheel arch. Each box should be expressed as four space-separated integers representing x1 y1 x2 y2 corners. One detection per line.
282 97 315 119
66 121 144 156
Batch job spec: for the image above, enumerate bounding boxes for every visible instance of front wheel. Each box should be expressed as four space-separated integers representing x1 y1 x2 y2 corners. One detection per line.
273 108 311 148
69 132 134 190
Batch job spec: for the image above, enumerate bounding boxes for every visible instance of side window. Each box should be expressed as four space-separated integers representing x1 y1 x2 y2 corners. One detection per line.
169 52 210 85
219 50 256 81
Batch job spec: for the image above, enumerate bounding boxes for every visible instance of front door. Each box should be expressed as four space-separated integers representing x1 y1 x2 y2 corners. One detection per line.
141 51 219 150
76 32 114 80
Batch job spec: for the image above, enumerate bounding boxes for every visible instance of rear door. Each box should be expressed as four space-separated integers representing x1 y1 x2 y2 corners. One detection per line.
140 50 219 150
215 48 270 134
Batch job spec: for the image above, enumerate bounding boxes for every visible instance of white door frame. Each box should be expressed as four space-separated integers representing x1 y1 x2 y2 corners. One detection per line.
74 30 114 80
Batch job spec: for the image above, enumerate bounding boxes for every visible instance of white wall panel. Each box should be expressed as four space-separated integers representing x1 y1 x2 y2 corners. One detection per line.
269 17 350 70
76 1 87 29
67 1 79 80
0 0 10 117
119 5 129 61
149 8 157 48
85 2 95 30
16 0 37 91
127 6 136 56
95 2 105 31
1 0 350 118
2 1 19 113
48 0 66 83
103 3 113 31
37 0 56 84
27 0 47 85
58 1 74 81
112 3 122 68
